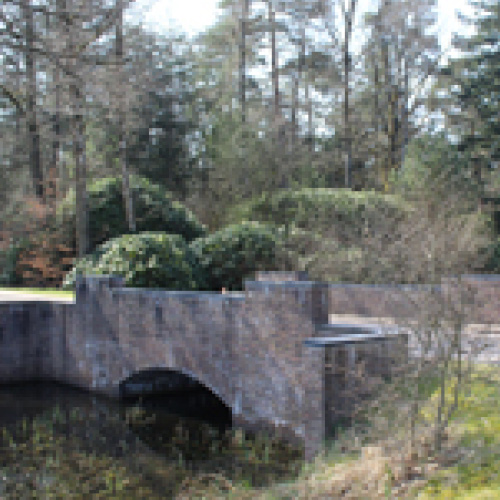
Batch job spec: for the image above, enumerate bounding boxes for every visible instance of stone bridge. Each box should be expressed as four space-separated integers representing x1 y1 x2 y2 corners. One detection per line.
2 272 499 457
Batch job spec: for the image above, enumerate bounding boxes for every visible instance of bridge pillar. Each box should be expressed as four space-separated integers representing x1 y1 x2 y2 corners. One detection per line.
70 275 125 395
238 272 329 459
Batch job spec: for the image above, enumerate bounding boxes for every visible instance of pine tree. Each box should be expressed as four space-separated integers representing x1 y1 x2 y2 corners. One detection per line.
444 0 500 184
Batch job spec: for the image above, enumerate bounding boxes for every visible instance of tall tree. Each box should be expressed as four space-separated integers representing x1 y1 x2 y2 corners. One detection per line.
442 0 500 187
23 0 45 200
319 0 359 188
239 0 251 123
53 0 136 256
115 0 135 232
362 0 440 190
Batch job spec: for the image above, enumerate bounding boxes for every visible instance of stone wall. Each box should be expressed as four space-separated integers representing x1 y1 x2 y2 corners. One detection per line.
328 276 500 324
0 274 329 457
455 275 500 324
4 272 500 459
0 301 69 382
65 275 241 407
328 283 433 319
65 273 331 458
239 277 329 457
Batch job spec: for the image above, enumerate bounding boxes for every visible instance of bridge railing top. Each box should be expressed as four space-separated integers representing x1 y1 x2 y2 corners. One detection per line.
327 283 441 291
245 280 329 288
457 274 500 282
317 323 388 336
112 288 246 300
305 326 405 347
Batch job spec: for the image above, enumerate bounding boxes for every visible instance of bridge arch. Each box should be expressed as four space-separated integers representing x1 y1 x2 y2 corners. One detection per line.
117 366 233 424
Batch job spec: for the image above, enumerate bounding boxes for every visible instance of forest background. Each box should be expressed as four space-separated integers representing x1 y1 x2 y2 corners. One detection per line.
2 0 500 290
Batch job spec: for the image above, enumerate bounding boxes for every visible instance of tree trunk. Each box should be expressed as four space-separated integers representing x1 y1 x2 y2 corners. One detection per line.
291 71 298 147
239 0 250 123
116 1 135 233
51 66 62 205
22 0 44 201
343 0 357 189
269 1 279 122
343 28 352 189
381 37 391 189
401 59 409 167
72 83 89 257
373 60 380 131
306 82 314 153
54 0 67 202
291 25 306 148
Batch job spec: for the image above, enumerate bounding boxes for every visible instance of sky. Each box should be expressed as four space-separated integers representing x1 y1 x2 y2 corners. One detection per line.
136 0 474 52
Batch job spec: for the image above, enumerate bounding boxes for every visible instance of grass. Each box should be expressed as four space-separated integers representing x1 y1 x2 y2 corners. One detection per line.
180 365 500 499
414 366 500 499
1 366 499 498
0 287 74 297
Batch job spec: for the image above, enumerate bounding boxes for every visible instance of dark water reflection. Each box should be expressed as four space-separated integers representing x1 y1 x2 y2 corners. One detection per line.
0 381 303 494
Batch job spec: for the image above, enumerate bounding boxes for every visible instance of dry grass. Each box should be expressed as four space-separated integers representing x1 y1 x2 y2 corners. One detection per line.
174 366 500 500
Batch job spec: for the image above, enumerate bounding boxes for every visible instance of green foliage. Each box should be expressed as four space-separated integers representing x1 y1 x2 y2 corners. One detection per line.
190 222 288 291
480 236 500 273
63 232 203 290
418 367 500 499
0 287 74 297
444 0 500 176
228 188 407 243
59 175 206 254
0 240 23 285
391 134 482 208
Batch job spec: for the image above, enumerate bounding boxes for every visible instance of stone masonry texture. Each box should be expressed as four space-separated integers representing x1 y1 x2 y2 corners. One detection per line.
2 272 500 458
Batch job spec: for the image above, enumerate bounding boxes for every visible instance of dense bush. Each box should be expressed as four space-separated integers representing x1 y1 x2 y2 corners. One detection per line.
0 197 75 288
63 232 203 290
0 240 22 285
480 236 500 273
59 176 206 253
227 188 407 244
390 133 483 210
190 222 289 291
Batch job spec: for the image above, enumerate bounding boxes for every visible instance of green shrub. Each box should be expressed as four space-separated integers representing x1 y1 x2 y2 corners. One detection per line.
227 188 407 244
59 176 206 253
63 232 203 290
190 222 288 291
0 240 23 286
480 236 500 273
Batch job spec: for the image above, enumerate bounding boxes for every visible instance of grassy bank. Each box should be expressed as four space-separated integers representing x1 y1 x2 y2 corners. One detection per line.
415 367 500 499
182 366 500 499
0 287 74 298
1 368 499 498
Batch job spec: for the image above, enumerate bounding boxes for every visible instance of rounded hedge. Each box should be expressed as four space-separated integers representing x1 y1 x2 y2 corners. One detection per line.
227 188 407 243
59 176 206 253
63 232 203 290
190 221 288 291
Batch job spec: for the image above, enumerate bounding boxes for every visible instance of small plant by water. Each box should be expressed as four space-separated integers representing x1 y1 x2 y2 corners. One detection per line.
0 383 303 499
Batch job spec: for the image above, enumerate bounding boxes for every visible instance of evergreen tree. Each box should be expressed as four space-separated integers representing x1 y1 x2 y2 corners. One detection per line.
443 0 500 185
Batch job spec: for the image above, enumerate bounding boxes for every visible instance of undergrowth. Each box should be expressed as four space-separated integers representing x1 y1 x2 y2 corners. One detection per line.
0 367 499 498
